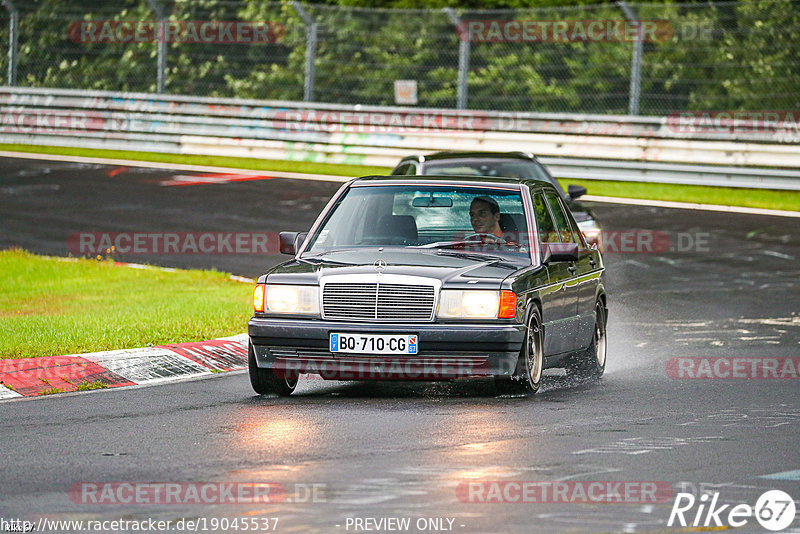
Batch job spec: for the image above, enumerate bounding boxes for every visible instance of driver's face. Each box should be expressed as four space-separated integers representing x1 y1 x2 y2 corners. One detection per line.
470 200 500 234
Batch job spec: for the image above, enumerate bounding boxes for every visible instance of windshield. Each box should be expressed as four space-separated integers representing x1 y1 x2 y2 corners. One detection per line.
303 184 531 259
422 158 566 198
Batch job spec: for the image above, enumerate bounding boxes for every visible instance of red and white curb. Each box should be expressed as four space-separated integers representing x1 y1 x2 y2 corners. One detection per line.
0 334 248 399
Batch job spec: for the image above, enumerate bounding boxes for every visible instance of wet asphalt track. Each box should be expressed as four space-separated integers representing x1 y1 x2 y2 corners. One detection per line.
1 157 799 533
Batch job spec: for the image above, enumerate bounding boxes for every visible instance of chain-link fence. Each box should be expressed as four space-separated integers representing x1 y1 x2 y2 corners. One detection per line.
1 0 797 115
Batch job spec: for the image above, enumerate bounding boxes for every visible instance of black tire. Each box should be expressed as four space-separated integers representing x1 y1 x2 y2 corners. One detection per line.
569 301 607 380
496 306 544 395
248 341 297 396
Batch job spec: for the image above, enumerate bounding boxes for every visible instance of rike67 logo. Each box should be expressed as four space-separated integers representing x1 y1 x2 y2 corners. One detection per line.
668 489 796 531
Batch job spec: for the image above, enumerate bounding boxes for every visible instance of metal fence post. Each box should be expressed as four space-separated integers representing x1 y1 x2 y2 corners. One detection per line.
146 0 167 93
1 0 18 86
444 8 469 110
618 1 642 115
292 1 316 102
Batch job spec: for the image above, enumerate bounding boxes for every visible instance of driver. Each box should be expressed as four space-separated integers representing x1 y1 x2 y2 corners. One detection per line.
469 196 503 238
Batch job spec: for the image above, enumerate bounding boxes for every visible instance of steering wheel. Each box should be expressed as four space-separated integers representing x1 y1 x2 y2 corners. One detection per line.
465 233 507 243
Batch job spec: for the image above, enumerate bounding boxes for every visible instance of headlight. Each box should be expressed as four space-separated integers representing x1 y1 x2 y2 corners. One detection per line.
462 291 499 317
577 219 600 235
578 220 602 249
263 285 319 315
438 290 517 319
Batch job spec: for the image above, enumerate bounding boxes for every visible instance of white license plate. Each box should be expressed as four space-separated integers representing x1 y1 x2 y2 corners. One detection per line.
329 333 418 355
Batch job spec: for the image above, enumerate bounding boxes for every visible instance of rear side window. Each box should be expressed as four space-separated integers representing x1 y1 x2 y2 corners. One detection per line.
533 191 558 243
391 164 411 175
544 190 579 244
391 163 417 175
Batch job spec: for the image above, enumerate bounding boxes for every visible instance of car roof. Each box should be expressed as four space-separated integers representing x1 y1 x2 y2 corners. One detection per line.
399 151 537 163
351 174 556 189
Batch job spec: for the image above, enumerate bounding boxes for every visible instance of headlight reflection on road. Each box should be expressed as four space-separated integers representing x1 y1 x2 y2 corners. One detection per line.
232 416 317 455
413 412 530 485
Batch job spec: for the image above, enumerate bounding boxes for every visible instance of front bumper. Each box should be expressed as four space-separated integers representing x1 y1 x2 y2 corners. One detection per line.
248 317 525 380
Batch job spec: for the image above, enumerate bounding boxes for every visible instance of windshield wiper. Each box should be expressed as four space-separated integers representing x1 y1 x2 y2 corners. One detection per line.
429 249 506 262
302 248 361 258
415 241 514 258
299 248 363 265
414 240 474 249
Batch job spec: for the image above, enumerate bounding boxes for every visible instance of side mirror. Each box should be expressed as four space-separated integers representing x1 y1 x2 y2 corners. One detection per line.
568 185 587 200
279 231 307 255
542 242 579 263
294 232 308 253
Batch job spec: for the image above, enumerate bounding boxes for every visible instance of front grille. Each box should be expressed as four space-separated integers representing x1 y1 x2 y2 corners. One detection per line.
323 282 435 321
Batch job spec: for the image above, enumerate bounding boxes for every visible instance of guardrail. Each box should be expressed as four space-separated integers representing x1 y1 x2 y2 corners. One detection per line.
1 87 798 190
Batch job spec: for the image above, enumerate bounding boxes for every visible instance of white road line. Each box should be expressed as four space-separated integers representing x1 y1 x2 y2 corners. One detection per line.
2 150 798 216
582 195 800 218
759 469 800 481
230 275 256 283
0 385 23 399
762 250 794 260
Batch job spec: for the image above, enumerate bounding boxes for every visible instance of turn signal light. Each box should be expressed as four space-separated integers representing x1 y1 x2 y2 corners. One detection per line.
253 284 265 312
498 290 517 318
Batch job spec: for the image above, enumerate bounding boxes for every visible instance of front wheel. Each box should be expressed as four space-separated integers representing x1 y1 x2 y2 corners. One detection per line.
496 307 543 394
248 342 297 396
569 301 607 380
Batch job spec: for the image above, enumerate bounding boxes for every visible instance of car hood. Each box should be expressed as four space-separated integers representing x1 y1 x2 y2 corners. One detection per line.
261 248 531 289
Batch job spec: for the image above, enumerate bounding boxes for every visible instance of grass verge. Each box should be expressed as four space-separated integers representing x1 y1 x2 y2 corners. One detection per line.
0 143 390 177
0 249 251 359
1 143 797 211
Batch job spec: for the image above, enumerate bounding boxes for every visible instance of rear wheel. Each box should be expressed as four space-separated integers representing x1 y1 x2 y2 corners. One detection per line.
248 341 297 396
496 307 543 395
569 301 607 380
